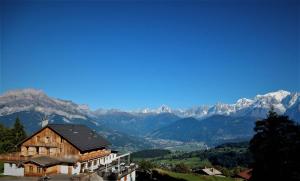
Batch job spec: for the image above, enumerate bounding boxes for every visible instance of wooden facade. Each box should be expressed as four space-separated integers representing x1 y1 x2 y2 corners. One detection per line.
0 124 112 177
21 127 80 157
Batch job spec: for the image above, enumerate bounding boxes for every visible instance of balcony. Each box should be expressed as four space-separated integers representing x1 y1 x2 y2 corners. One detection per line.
79 150 111 162
0 152 29 162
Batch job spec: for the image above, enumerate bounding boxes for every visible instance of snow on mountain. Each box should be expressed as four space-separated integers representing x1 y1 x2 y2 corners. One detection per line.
135 104 172 114
0 89 89 119
207 103 236 116
235 98 254 110
185 90 297 118
157 105 172 113
252 90 291 113
0 89 299 120
132 90 298 118
179 106 209 118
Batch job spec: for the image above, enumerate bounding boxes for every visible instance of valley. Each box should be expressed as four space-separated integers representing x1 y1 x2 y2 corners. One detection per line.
0 89 299 152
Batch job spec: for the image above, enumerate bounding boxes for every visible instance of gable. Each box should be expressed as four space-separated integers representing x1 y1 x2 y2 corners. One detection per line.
20 124 110 153
21 127 80 154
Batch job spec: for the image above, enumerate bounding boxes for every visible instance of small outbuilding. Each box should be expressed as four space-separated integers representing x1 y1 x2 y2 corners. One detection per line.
194 167 224 177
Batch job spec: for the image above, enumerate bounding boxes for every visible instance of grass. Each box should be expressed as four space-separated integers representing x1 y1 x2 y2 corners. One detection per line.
152 157 212 168
155 169 240 181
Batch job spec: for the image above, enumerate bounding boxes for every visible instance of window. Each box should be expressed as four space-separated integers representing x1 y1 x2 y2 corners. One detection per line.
29 166 33 173
80 163 85 173
37 167 42 173
93 160 97 166
88 161 92 167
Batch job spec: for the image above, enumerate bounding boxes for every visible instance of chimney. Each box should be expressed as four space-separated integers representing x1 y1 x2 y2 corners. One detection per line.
42 117 49 127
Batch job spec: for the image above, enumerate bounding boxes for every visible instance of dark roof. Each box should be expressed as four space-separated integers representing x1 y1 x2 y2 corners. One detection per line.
48 124 110 152
20 124 110 153
24 156 77 167
24 156 61 167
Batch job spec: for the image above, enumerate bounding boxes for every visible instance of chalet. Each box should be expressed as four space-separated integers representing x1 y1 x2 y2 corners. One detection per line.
194 167 224 177
0 124 135 180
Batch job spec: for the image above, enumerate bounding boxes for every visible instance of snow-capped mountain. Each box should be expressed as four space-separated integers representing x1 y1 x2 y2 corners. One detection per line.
0 89 299 120
0 89 155 151
0 89 91 119
180 90 298 118
0 88 299 148
234 90 299 118
133 90 299 119
137 105 173 114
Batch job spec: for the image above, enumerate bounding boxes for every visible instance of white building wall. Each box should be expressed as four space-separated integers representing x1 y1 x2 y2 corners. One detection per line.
79 153 119 173
131 170 136 181
60 165 68 174
3 163 24 176
120 170 136 181
91 159 99 171
100 157 104 165
72 163 81 175
105 155 111 164
105 153 116 164
111 153 117 161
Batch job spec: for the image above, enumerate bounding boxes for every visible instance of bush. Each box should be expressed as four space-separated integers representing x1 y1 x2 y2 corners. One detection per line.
173 163 190 173
138 160 155 171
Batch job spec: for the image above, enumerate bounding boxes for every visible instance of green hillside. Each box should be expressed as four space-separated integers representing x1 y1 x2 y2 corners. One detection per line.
155 169 240 181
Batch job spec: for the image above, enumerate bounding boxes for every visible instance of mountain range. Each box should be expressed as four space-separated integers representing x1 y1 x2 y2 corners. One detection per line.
0 89 299 150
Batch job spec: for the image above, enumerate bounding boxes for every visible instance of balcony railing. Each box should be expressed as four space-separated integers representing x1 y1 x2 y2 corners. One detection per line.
0 152 29 162
79 150 111 162
0 149 111 163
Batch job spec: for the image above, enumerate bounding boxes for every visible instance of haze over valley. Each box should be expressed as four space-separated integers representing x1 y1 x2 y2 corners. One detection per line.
0 88 299 151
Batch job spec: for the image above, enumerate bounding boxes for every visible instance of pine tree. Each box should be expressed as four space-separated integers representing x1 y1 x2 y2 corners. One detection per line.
11 117 27 147
249 110 300 181
0 124 11 153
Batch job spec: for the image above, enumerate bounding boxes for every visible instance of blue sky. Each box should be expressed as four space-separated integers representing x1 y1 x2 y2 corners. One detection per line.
0 0 299 110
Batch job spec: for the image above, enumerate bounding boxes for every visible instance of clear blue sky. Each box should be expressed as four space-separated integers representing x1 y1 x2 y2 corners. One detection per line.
0 0 299 110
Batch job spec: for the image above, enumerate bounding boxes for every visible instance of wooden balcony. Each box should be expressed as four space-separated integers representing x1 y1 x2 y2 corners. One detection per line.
79 150 111 162
0 152 29 162
0 149 111 163
22 142 60 148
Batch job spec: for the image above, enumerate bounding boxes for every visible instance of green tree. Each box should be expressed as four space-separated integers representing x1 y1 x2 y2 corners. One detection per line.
0 118 27 153
138 160 155 171
0 124 12 153
11 117 27 146
173 163 190 173
249 110 300 181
